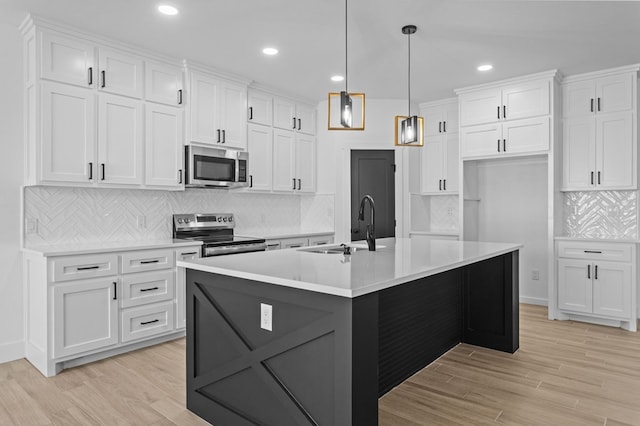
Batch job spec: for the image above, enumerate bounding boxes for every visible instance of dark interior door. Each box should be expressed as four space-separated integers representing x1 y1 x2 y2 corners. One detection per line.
350 150 395 241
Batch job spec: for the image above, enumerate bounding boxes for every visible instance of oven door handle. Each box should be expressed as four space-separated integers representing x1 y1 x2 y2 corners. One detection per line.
204 243 267 256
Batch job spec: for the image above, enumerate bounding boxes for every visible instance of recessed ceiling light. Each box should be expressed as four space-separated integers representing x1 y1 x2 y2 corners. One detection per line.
262 47 278 56
158 4 179 15
477 64 493 72
331 75 344 82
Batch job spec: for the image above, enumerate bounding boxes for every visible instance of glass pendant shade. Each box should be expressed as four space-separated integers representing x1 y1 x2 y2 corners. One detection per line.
340 91 353 128
401 115 419 144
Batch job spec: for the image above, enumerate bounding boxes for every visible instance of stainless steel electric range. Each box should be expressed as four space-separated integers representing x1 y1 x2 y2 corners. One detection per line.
172 213 266 257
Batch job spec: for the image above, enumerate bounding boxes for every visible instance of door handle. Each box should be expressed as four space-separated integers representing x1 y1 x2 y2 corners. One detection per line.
503 139 506 152
113 282 117 300
292 178 296 190
292 117 296 129
222 129 226 143
587 264 591 279
597 171 601 185
497 139 501 152
249 175 253 188
87 67 93 86
497 106 500 119
590 98 594 112
101 70 106 88
298 118 301 130
101 163 105 180
594 265 598 279
443 179 446 191
439 179 442 191
177 89 183 105
297 178 301 190
140 287 159 292
503 105 506 119
88 162 93 180
249 106 253 120
443 121 446 132
439 122 442 133
178 169 182 184
590 171 594 185
216 129 221 143
597 97 601 112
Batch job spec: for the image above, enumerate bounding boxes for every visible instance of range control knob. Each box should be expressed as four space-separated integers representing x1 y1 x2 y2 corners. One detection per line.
223 217 228 222
217 217 223 222
177 218 183 223
228 216 233 222
184 218 190 223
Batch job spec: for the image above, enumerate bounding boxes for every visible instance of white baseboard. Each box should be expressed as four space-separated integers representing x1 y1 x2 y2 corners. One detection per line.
0 340 24 364
520 296 547 306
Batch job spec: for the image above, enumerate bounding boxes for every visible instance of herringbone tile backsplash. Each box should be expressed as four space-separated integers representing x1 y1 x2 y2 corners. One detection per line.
563 191 637 240
24 187 334 246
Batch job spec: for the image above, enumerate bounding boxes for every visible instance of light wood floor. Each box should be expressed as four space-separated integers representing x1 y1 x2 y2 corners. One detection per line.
0 304 639 425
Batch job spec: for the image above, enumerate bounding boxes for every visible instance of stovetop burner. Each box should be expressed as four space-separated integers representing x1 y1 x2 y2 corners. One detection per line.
173 213 266 256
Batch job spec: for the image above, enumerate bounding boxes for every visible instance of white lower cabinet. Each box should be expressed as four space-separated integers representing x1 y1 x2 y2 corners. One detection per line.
556 241 636 330
52 278 119 358
25 243 200 376
265 234 334 251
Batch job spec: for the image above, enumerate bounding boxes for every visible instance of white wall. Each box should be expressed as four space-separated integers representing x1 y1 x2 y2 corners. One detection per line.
476 157 548 304
316 98 416 242
0 18 25 362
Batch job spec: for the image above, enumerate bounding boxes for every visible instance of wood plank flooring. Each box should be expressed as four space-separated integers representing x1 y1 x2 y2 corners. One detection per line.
0 304 639 425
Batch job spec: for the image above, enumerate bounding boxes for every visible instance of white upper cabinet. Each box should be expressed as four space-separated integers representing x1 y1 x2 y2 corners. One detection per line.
41 81 96 183
422 100 458 137
97 48 143 99
460 79 549 126
248 89 273 126
247 123 273 191
272 129 316 193
416 99 459 194
145 103 184 188
41 31 95 87
563 72 634 117
145 62 184 106
187 70 247 150
457 71 556 160
561 65 638 191
24 21 185 190
98 94 143 185
273 97 316 135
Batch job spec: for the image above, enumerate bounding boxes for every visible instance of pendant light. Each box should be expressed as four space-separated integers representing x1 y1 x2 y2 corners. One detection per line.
328 0 365 130
394 24 424 146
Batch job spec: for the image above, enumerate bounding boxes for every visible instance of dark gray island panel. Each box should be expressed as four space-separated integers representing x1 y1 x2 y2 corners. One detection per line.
185 249 519 426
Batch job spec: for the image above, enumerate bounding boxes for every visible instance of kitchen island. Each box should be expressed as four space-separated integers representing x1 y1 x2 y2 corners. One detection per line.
178 238 521 426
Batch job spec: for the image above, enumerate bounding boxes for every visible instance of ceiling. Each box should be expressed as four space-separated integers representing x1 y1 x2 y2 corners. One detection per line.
3 0 640 104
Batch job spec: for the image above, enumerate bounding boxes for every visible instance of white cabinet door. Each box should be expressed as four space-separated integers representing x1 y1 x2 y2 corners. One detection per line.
145 103 183 188
459 88 501 126
596 73 634 114
443 132 459 193
460 123 501 158
146 62 183 106
272 129 296 192
189 72 219 144
563 80 595 118
98 48 143 99
502 116 549 155
557 259 593 314
175 247 201 330
562 116 597 190
596 111 634 190
296 103 316 135
592 262 632 319
273 97 296 131
41 82 95 183
248 90 273 126
247 124 273 191
41 32 95 87
421 136 444 193
295 133 316 192
422 104 445 138
501 80 550 121
219 81 247 149
98 94 143 185
53 278 118 358
121 301 175 343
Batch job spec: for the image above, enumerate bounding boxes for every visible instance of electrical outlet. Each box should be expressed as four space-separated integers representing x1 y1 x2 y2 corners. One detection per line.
25 218 38 234
532 270 540 281
447 207 454 216
260 303 272 331
136 215 146 229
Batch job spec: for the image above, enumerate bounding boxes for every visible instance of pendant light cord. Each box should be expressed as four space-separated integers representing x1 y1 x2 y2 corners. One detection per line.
407 29 411 117
345 0 348 94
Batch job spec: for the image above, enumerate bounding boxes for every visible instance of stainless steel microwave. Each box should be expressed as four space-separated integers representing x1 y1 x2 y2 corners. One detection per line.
184 145 248 188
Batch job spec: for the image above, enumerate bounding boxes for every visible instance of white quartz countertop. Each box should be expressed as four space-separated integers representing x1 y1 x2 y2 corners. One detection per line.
241 230 335 240
177 238 522 298
22 239 202 257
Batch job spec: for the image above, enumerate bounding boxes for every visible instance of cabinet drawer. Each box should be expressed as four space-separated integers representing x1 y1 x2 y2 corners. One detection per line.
121 270 174 308
557 241 633 262
51 254 118 282
121 301 175 343
120 249 174 274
